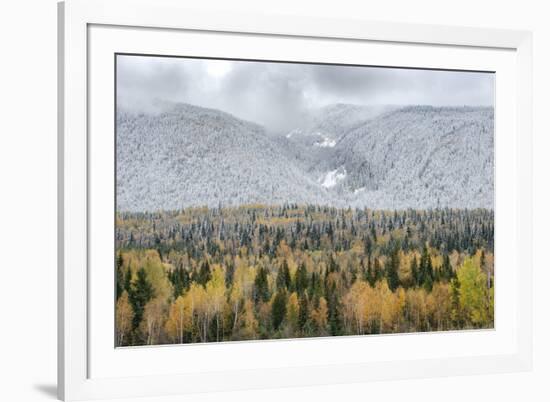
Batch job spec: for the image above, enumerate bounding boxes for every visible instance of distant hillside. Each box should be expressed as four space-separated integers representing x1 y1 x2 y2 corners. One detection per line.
279 104 396 175
116 102 494 211
284 103 394 148
332 106 494 209
116 103 329 212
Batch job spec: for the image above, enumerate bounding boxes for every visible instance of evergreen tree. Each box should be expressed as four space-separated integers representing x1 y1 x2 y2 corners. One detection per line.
295 263 309 296
373 258 383 283
410 255 419 287
116 253 124 299
419 245 433 290
129 267 155 330
225 261 235 285
197 260 211 287
272 290 287 330
328 253 339 273
123 266 132 293
442 254 453 281
298 293 309 332
423 273 433 292
366 257 375 286
327 283 343 336
364 235 373 256
308 271 323 301
426 253 434 280
450 277 463 327
170 266 190 298
386 247 400 291
254 266 270 304
276 260 291 290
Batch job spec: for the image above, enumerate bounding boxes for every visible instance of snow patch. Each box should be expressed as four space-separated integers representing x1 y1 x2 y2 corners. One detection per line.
314 137 337 148
319 167 347 188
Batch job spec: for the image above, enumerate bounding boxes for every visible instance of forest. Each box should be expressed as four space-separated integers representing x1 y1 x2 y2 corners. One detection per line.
115 204 494 346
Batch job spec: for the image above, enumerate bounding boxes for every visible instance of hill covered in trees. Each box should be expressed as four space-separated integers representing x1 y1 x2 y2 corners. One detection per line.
115 205 494 346
116 104 327 212
116 102 494 212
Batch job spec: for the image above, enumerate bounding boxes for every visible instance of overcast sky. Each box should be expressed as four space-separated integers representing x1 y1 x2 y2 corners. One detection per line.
117 55 494 132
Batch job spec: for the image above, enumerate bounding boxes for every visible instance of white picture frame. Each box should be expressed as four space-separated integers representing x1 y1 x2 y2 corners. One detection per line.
58 0 533 400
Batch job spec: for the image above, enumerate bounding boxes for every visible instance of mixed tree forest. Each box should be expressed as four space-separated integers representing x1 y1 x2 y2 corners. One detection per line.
115 56 495 347
115 205 494 346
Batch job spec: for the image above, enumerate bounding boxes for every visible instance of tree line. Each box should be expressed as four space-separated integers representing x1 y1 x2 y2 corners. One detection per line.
115 204 494 346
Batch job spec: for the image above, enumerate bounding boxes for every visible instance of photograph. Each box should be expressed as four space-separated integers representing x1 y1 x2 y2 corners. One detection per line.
2 0 543 400
114 55 495 347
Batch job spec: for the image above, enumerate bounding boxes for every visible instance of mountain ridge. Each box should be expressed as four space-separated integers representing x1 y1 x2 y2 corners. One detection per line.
116 102 494 212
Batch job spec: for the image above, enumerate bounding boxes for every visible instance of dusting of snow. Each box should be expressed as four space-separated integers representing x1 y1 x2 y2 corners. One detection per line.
314 137 337 148
118 102 494 211
285 128 302 138
319 167 347 188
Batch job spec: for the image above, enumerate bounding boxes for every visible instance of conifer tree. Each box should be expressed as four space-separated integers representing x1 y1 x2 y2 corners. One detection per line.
327 283 343 336
374 258 383 283
295 263 309 296
254 266 270 304
366 257 375 286
298 293 309 332
272 290 287 330
123 267 132 293
225 261 235 286
386 247 400 291
276 260 291 290
129 267 155 330
411 255 419 286
116 261 124 300
197 260 211 287
442 254 453 281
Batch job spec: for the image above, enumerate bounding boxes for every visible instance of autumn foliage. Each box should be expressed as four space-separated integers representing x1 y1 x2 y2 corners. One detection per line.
115 205 494 346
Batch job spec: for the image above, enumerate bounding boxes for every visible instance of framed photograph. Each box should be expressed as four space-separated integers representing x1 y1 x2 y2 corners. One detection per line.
58 0 533 400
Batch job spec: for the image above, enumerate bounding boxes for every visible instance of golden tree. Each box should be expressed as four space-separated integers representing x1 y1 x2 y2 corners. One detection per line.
205 265 226 341
285 292 299 336
116 291 134 346
311 297 329 335
241 299 259 340
457 258 490 327
165 295 189 344
141 297 166 345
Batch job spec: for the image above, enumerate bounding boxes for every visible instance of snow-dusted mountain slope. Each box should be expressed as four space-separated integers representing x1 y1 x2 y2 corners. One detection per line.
116 102 494 211
309 103 397 139
285 104 395 145
116 103 330 211
333 106 494 209
279 104 396 175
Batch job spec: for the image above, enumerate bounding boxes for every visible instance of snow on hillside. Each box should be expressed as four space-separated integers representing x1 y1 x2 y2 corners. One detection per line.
116 103 329 211
319 167 347 188
116 102 494 211
309 103 397 138
335 106 494 209
313 134 337 148
283 104 394 149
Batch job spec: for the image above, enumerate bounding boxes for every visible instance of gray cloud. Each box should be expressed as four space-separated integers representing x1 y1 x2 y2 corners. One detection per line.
117 55 494 132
